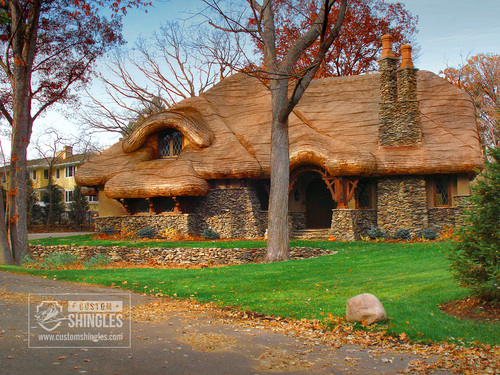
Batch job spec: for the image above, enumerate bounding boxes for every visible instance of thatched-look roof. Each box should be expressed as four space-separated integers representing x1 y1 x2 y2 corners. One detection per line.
76 71 483 199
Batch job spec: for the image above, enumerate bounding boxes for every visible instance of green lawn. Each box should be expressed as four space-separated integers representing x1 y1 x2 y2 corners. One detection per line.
3 239 499 346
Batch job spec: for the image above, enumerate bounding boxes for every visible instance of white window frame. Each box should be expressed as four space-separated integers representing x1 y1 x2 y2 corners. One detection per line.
87 195 99 202
32 170 37 180
65 190 74 203
65 165 75 178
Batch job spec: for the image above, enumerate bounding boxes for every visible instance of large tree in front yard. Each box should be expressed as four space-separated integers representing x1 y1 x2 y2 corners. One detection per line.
0 0 147 265
206 0 347 262
450 146 500 302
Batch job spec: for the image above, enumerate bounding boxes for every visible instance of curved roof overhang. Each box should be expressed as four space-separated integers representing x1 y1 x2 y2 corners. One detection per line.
122 111 214 153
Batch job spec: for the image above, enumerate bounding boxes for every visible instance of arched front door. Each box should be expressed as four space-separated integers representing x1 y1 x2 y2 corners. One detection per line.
305 176 337 228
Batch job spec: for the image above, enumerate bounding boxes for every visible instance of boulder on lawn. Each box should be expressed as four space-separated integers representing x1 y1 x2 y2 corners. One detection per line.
346 293 387 325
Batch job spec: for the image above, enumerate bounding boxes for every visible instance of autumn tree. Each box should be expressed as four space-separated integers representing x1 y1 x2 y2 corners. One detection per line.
206 0 347 262
441 54 500 147
249 0 418 77
0 0 148 265
81 20 242 135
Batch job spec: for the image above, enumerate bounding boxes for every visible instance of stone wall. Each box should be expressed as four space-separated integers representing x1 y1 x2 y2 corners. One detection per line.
193 188 264 238
377 176 428 236
259 211 307 237
330 209 377 241
95 214 198 236
428 208 456 233
95 188 266 239
29 245 337 266
454 195 474 227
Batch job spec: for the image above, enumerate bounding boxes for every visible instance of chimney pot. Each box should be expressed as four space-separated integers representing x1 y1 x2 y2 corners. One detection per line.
400 45 414 68
381 34 396 59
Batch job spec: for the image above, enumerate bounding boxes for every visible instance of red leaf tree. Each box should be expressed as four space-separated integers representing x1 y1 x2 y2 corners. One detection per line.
249 0 418 77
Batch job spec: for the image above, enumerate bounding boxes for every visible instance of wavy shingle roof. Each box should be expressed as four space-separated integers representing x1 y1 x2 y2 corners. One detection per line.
76 71 483 199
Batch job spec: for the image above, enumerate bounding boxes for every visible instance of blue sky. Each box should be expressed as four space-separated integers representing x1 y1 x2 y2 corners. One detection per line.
7 0 500 157
120 0 500 74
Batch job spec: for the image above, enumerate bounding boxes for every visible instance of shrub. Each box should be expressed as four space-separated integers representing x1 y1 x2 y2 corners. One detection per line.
82 254 113 269
22 253 38 268
450 146 500 302
417 228 438 240
393 228 411 241
201 228 220 240
40 251 78 269
136 227 156 239
101 226 116 236
366 226 388 240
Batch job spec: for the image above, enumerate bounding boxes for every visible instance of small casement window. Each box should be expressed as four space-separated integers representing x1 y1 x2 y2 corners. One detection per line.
43 169 49 180
66 166 75 178
435 177 451 207
356 180 371 209
32 170 37 180
87 195 98 202
55 169 60 179
158 129 183 158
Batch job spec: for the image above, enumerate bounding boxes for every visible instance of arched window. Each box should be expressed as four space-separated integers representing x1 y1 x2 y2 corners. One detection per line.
158 129 183 158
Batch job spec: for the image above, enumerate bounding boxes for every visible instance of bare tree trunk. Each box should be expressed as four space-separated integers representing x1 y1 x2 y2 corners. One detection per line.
265 78 291 262
9 88 32 265
0 186 13 265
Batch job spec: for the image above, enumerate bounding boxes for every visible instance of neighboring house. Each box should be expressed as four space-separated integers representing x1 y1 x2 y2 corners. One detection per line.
1 146 99 215
76 36 484 240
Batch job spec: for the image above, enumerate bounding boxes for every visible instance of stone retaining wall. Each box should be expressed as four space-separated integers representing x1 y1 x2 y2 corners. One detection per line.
29 245 337 265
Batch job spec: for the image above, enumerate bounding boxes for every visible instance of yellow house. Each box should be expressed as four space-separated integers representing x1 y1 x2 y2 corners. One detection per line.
1 146 99 214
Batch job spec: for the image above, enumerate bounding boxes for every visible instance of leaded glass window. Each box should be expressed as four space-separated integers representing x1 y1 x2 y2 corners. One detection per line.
356 180 371 209
159 129 183 158
161 197 175 213
435 178 450 206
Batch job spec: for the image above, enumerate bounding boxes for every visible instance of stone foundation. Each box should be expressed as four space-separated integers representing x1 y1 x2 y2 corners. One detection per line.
428 208 456 233
95 214 198 237
330 209 377 241
454 195 473 227
377 176 428 236
193 188 264 238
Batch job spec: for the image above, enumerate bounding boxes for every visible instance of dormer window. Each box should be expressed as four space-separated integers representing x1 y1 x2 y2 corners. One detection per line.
159 129 183 158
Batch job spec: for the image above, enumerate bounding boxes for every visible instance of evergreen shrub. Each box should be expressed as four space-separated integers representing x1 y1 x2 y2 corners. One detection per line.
450 147 500 302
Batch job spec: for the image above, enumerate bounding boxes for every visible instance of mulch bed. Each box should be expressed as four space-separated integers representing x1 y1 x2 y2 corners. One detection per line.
440 297 500 322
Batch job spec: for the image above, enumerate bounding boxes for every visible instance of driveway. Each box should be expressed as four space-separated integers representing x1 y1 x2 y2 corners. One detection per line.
0 271 452 375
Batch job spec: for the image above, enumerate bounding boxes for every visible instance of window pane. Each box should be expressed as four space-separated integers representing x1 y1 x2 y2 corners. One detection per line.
161 197 175 212
172 132 183 155
357 181 370 208
436 179 449 206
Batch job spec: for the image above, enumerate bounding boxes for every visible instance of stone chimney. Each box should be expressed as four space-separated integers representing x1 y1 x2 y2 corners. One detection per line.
378 35 421 147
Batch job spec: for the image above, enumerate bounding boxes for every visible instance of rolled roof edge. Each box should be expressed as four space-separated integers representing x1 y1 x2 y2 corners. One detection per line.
122 110 214 153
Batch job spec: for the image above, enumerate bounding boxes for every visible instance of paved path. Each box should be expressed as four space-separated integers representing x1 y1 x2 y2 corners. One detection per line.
0 271 451 375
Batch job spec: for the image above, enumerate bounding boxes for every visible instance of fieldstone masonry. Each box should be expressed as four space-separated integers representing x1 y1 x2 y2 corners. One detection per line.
29 245 337 265
377 176 428 237
193 188 264 238
330 209 377 241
